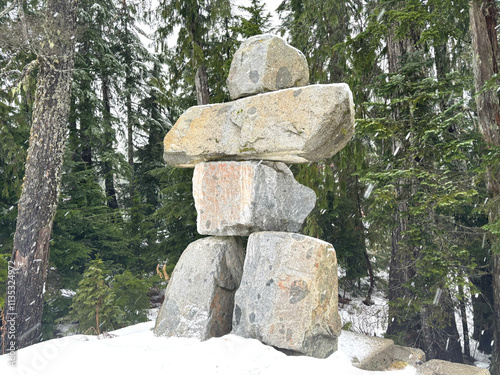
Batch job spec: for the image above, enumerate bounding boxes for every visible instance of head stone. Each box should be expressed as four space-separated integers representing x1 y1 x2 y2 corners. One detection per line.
227 34 309 100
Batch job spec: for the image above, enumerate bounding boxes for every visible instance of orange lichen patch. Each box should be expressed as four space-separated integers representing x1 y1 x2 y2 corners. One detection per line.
292 280 308 289
278 280 288 290
269 324 275 334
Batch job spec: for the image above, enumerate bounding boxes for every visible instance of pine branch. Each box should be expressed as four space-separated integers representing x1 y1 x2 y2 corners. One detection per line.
0 2 16 19
0 57 38 89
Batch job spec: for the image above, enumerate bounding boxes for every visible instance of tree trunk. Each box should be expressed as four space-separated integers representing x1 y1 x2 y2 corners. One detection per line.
122 0 135 201
386 26 417 340
470 1 500 372
470 0 500 151
102 76 119 210
195 64 210 105
419 289 463 363
1 0 76 350
472 273 494 353
386 193 416 337
354 173 374 305
458 284 471 359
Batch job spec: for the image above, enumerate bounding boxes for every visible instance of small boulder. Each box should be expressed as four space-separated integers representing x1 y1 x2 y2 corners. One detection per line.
227 34 309 100
193 161 316 236
232 232 341 358
154 237 245 340
417 360 490 375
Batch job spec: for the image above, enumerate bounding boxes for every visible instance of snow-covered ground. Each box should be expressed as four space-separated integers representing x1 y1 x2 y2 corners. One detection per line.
1 315 418 375
339 289 388 337
1 277 491 374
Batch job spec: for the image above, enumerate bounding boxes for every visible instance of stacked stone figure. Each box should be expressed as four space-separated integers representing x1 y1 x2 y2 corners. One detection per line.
154 34 355 358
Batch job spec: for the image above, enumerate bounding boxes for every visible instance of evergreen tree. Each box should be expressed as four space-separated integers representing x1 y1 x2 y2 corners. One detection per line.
68 257 123 334
278 0 352 82
156 0 232 104
112 270 151 324
233 0 272 38
350 0 480 361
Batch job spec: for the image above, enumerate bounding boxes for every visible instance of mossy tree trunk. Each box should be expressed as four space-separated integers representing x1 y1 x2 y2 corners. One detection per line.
2 0 76 350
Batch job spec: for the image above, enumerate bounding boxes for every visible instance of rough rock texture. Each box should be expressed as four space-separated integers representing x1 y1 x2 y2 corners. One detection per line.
193 161 316 236
417 360 490 375
232 232 341 358
163 84 354 167
154 237 245 340
227 34 309 100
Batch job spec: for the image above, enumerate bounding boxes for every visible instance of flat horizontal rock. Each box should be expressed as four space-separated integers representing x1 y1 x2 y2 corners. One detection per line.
232 232 341 358
227 34 309 100
163 84 354 167
154 237 245 340
193 161 316 236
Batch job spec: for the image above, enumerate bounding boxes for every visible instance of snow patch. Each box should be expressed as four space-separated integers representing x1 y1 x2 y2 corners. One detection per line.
0 320 416 375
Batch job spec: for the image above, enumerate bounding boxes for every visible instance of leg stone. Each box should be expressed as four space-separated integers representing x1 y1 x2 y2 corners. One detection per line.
154 237 245 340
232 231 341 358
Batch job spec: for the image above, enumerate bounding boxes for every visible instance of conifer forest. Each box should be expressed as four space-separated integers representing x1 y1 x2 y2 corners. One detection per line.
1 0 500 373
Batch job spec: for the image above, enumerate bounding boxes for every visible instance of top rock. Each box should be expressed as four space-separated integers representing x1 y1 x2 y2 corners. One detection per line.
227 34 309 100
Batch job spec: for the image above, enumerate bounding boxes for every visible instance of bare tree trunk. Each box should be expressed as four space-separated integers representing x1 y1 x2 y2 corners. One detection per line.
195 64 210 105
102 76 119 210
121 1 137 205
419 289 463 363
1 0 76 350
470 1 500 372
458 284 471 359
471 273 494 353
354 174 374 305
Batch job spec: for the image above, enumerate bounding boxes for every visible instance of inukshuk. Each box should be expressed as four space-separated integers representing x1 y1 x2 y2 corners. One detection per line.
154 34 355 358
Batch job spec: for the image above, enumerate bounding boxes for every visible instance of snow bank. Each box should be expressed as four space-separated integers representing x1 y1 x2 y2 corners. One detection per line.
0 321 416 375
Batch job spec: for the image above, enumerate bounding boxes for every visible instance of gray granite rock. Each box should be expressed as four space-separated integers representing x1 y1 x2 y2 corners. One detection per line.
193 161 316 236
232 232 341 358
154 237 245 340
163 84 355 167
227 34 309 100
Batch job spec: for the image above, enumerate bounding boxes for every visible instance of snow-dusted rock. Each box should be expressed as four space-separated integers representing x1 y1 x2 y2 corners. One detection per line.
232 232 341 358
227 34 309 100
417 360 490 375
193 161 316 236
163 84 355 167
154 237 245 340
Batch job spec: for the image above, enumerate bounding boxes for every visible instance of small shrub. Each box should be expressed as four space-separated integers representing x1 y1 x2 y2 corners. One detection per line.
67 257 123 334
